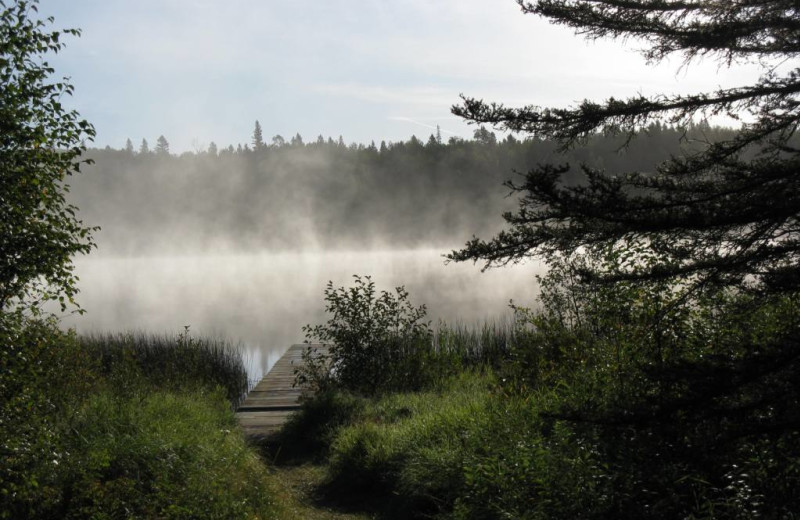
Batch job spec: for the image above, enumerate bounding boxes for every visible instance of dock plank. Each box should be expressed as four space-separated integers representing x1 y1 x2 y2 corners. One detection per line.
235 343 328 437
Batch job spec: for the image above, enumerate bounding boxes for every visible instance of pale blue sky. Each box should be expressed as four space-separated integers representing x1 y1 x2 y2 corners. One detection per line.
41 0 764 152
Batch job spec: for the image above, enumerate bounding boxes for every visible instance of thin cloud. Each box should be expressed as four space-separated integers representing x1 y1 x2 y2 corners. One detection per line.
312 83 457 108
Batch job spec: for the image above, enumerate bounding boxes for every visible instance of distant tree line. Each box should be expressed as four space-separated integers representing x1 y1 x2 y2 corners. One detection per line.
71 122 740 254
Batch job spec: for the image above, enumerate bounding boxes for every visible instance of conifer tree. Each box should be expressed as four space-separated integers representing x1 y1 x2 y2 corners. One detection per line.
448 0 800 469
155 135 169 155
252 120 264 150
139 138 150 155
124 138 134 154
450 0 800 295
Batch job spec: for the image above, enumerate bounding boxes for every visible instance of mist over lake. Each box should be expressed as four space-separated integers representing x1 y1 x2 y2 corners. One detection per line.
59 131 706 381
63 248 543 380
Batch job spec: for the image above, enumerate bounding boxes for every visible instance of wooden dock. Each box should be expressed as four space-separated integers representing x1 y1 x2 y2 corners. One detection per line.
235 343 327 437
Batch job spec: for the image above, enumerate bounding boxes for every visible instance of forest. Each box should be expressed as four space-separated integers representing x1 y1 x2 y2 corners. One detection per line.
73 122 735 253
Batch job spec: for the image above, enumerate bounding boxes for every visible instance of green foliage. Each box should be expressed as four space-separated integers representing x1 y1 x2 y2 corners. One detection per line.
322 372 497 518
0 316 279 519
491 249 800 518
452 400 615 520
57 389 277 519
0 0 96 312
298 275 433 395
0 314 96 518
297 277 521 398
290 251 800 518
432 320 515 369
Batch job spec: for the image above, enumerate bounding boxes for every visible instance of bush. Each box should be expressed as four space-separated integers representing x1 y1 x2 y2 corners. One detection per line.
0 314 97 518
307 255 800 519
492 251 800 518
297 275 433 395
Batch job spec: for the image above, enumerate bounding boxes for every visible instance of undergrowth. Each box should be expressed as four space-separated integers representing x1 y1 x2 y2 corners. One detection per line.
1 316 281 519
284 272 800 519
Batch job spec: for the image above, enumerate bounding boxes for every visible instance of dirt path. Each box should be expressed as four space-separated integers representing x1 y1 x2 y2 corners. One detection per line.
271 464 376 520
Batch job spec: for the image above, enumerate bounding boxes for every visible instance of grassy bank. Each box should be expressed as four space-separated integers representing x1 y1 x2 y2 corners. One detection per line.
0 317 280 519
267 274 800 519
5 267 799 519
283 372 610 520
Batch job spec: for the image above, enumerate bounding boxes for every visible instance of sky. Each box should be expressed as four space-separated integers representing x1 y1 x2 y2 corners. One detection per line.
41 0 766 153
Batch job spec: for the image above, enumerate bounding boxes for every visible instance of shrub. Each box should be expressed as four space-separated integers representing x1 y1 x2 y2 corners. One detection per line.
297 275 433 395
494 251 800 518
1 316 281 519
0 314 97 518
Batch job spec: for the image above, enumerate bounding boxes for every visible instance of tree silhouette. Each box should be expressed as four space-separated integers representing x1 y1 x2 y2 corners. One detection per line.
0 0 96 311
139 138 150 155
450 0 800 295
252 120 264 151
155 135 169 155
472 126 497 146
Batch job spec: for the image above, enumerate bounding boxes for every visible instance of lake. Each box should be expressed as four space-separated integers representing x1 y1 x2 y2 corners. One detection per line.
63 248 544 380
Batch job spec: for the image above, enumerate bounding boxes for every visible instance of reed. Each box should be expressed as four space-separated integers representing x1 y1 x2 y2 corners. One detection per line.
79 329 249 408
431 318 516 367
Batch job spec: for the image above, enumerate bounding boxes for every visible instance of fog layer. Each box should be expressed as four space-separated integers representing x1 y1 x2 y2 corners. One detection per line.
63 250 542 379
63 128 731 378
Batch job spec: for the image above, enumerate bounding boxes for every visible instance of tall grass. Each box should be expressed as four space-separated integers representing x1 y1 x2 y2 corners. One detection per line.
79 329 250 408
319 371 499 519
431 318 516 367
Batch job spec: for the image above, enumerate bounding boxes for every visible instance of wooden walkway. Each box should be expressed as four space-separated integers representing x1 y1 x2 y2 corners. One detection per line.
235 343 327 437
